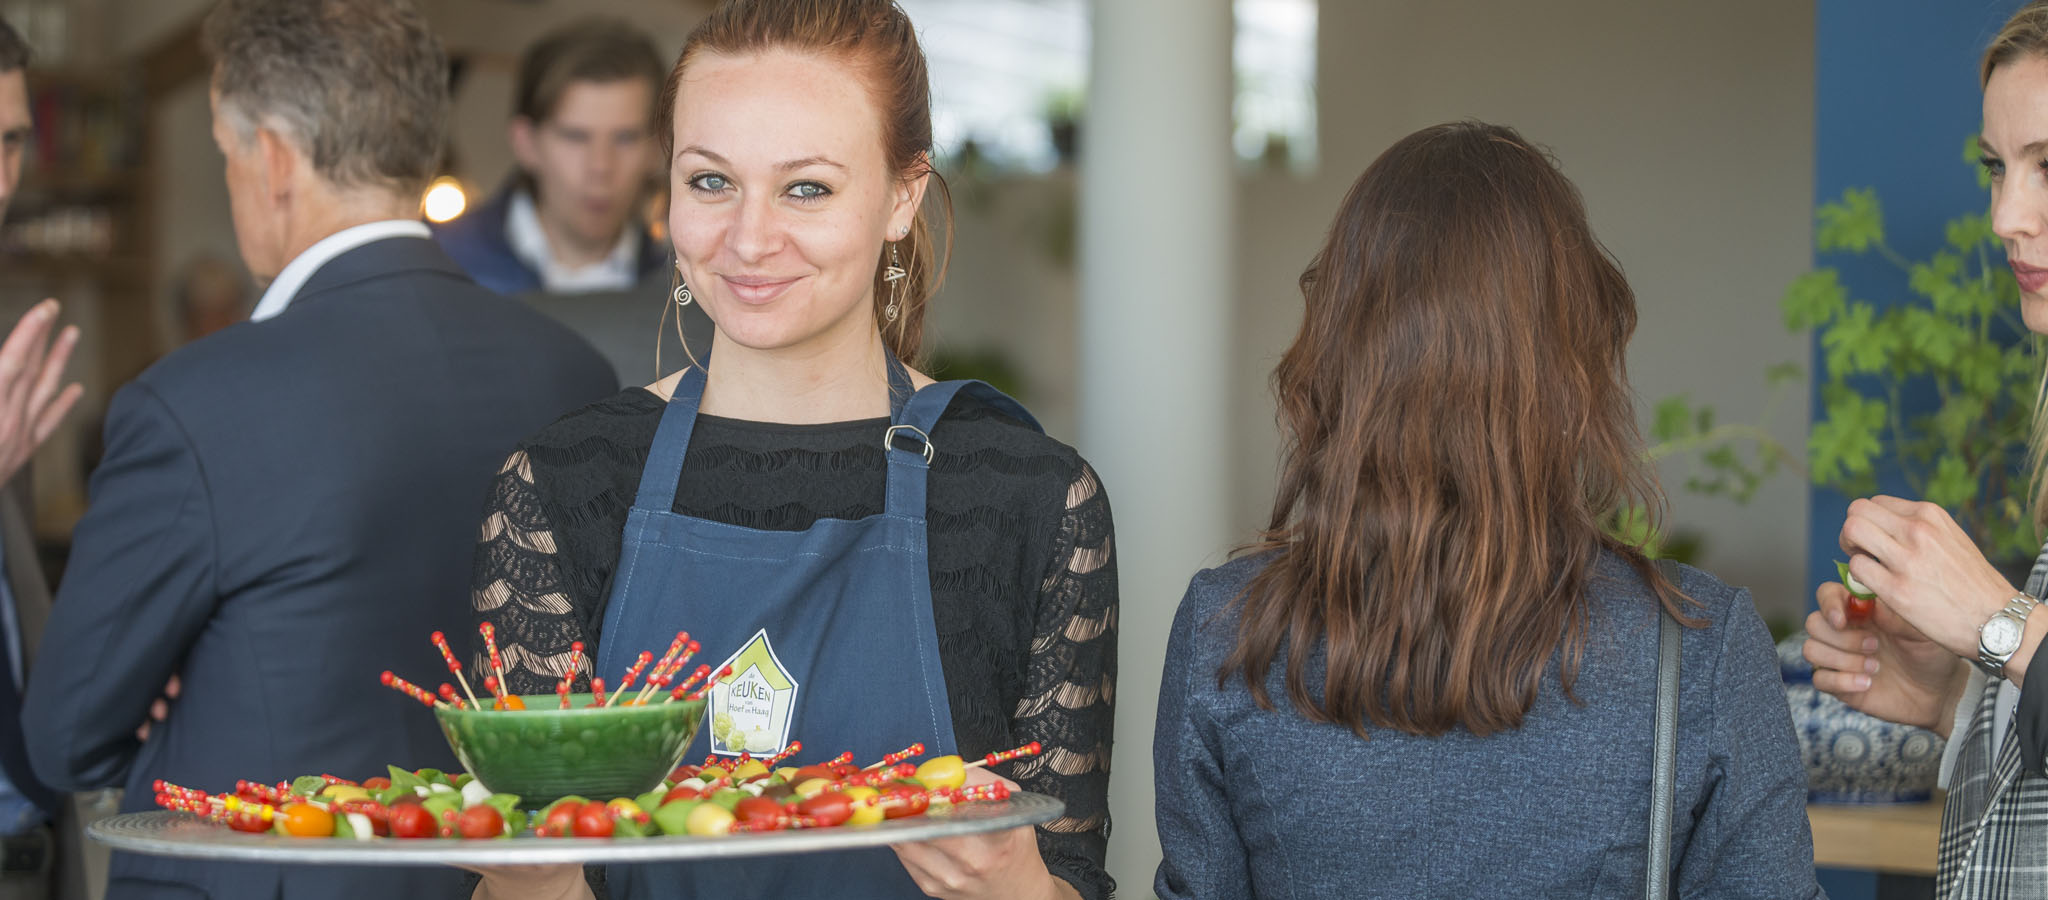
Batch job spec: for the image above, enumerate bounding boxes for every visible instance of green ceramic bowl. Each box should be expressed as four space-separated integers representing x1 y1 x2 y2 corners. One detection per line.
434 693 705 807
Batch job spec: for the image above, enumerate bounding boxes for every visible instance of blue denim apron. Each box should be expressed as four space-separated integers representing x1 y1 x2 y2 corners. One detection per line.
595 357 1039 899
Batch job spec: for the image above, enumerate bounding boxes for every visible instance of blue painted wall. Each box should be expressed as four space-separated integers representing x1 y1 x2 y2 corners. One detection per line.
1808 0 2021 594
1811 2 2024 897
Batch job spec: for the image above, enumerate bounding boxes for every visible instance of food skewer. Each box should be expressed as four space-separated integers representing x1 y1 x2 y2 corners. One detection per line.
967 742 1042 770
606 651 653 706
676 665 732 704
431 631 482 708
589 677 607 706
438 683 467 710
479 622 509 692
634 633 693 705
380 671 447 708
761 741 804 768
664 664 714 702
865 742 923 770
558 641 585 708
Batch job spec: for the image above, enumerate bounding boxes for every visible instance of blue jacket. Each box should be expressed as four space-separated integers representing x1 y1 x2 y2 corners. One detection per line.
1154 552 1826 900
23 237 617 900
430 183 668 295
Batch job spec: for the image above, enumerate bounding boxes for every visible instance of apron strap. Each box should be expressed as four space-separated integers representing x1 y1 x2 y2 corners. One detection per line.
632 365 709 511
633 356 924 513
632 355 1041 519
883 380 1041 520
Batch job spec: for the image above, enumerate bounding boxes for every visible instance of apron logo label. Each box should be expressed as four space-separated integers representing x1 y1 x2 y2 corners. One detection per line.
707 629 799 757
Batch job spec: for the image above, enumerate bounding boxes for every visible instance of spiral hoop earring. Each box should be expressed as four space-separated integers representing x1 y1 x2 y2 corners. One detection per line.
882 241 907 323
672 279 693 307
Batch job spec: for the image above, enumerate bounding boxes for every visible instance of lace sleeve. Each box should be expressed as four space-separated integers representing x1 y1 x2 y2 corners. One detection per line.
1014 461 1117 900
471 450 594 696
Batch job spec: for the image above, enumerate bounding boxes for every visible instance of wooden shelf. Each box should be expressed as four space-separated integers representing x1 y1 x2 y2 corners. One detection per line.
1807 797 1943 875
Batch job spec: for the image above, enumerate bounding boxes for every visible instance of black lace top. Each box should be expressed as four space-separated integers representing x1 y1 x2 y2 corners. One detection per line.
469 388 1116 899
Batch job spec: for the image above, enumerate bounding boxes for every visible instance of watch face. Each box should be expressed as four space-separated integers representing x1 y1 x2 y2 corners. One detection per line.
1986 615 2024 656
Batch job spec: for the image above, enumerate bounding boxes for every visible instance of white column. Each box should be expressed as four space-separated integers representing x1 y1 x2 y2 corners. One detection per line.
1078 0 1235 895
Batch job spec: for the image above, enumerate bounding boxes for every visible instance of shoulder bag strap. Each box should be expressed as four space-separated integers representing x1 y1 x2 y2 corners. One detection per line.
1648 558 1683 900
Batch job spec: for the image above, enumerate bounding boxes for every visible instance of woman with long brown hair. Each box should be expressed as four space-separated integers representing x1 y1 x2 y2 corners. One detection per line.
1152 121 1820 899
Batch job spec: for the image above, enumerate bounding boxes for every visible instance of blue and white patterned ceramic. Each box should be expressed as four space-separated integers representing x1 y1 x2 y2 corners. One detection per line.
1777 632 1944 803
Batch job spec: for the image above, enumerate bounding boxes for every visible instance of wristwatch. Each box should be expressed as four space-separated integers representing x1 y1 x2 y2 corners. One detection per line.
1977 592 2040 679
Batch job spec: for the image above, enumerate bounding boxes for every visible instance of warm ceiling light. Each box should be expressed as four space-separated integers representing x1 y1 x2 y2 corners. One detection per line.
422 176 467 224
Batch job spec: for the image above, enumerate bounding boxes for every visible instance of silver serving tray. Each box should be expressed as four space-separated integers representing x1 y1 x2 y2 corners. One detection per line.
88 793 1062 865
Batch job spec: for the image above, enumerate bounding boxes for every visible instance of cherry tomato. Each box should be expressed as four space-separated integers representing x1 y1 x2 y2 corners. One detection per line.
669 765 701 782
789 765 836 784
662 786 702 805
494 695 527 711
879 785 928 820
455 805 504 839
572 802 614 838
389 802 437 839
362 776 392 791
733 796 783 828
1845 594 1876 625
684 802 734 835
538 801 580 837
278 803 335 838
227 812 271 834
797 792 853 827
841 786 885 826
913 756 966 792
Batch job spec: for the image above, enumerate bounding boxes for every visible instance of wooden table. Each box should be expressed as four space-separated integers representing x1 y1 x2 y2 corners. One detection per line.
1807 797 1944 875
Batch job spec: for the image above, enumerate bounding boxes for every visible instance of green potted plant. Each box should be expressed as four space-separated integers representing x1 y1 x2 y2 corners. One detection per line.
1787 137 2042 566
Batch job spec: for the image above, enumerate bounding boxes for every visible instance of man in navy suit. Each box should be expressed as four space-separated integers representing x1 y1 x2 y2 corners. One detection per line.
21 2 616 898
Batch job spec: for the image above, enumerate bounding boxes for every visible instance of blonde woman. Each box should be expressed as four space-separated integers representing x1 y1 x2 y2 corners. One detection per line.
1804 2 2048 893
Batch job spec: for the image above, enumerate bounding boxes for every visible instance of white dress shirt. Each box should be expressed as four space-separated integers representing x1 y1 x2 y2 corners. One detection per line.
249 219 434 322
504 188 641 294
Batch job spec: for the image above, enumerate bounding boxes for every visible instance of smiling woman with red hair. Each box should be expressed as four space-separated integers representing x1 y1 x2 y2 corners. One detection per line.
1152 121 1821 899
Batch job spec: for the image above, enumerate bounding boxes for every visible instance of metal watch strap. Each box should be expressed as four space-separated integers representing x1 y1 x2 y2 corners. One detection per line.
1977 593 2039 678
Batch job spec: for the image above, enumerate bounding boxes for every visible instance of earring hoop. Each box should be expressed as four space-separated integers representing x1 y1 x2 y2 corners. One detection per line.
673 280 692 307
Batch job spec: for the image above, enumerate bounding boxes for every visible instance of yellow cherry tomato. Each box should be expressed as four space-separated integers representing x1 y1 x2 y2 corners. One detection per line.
279 803 335 838
730 760 769 781
699 765 729 782
794 777 834 800
914 755 966 792
685 802 735 836
608 798 645 820
495 695 527 711
842 786 884 826
772 766 800 782
319 785 369 804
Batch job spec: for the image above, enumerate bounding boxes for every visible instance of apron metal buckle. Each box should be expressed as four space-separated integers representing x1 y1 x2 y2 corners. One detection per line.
883 424 935 464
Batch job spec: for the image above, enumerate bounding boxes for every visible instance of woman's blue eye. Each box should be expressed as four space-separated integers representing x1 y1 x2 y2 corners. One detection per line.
688 173 730 193
1982 156 2007 180
788 182 831 201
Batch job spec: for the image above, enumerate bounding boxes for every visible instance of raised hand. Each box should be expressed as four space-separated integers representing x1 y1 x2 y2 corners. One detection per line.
0 299 81 486
1803 580 1970 737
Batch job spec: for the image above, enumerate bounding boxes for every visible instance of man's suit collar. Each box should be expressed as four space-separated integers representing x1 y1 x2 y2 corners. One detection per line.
287 236 475 311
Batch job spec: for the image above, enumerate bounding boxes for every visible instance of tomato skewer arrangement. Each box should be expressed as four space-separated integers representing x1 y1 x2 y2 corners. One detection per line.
150 739 1041 841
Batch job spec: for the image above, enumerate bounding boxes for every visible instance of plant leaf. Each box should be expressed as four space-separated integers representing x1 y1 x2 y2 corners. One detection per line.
1817 187 1884 254
1783 269 1848 332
